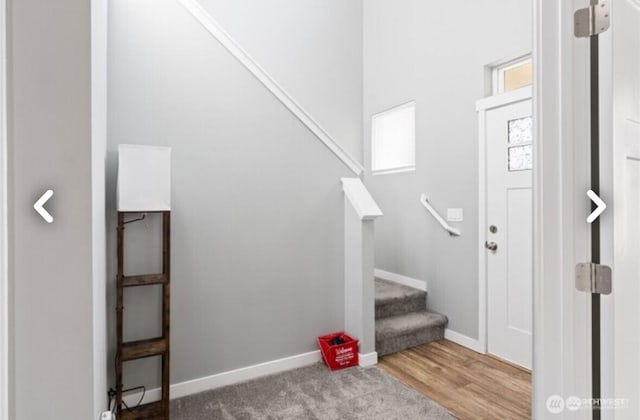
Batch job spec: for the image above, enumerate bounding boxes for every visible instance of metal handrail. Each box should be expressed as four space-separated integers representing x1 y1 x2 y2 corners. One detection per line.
419 194 461 237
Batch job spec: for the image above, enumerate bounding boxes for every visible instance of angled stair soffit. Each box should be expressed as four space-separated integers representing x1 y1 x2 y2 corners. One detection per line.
178 0 364 176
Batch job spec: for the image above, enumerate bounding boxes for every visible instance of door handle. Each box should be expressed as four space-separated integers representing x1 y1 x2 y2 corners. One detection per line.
485 241 498 251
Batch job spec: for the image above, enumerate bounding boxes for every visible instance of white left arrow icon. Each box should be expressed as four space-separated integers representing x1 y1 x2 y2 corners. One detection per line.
587 189 606 223
34 190 54 223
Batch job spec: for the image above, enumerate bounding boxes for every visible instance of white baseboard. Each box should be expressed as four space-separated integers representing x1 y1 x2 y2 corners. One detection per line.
374 269 427 292
444 329 484 353
358 352 378 367
123 350 322 407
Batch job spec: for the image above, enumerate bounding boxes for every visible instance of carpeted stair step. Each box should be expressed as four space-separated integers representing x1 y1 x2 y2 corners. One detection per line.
375 278 426 319
375 311 447 357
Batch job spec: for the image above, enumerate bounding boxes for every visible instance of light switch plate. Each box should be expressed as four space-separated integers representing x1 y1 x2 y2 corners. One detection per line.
447 208 463 222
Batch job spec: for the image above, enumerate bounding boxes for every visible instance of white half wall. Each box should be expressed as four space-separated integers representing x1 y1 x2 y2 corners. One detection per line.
342 177 381 357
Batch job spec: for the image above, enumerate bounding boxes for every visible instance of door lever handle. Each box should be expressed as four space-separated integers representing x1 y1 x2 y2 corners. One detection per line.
485 241 498 251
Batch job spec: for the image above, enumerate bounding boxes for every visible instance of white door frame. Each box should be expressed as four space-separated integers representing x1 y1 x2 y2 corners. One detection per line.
0 0 8 418
477 86 533 356
533 0 592 418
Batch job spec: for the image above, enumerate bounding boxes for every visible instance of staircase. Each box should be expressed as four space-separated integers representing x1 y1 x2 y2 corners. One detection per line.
375 278 447 356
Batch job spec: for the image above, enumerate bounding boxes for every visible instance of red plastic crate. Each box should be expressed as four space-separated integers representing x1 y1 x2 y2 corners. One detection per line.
317 332 359 371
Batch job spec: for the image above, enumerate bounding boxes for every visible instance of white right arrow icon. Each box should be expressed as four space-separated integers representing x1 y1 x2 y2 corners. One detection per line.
34 189 54 223
587 190 606 223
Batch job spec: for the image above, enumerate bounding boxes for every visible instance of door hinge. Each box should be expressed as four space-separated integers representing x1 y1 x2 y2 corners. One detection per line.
574 3 610 38
576 262 612 295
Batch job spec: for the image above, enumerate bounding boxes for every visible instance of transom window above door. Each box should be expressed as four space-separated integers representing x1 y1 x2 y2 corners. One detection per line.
493 56 532 95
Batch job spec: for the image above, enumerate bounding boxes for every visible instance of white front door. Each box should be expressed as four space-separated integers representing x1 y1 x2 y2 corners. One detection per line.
483 90 533 369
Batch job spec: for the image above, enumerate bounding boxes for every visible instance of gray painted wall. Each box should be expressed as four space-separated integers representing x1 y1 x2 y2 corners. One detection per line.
197 0 364 162
108 0 355 389
92 0 109 415
8 0 99 418
363 0 532 338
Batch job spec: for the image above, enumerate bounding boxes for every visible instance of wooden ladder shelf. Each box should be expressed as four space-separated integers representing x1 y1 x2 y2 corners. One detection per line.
116 211 171 419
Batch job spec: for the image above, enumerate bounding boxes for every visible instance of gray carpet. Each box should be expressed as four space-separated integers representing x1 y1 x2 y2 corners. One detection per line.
170 363 454 419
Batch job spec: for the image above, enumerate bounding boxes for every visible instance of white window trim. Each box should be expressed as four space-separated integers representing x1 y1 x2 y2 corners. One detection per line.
371 165 416 177
371 100 417 176
492 54 533 95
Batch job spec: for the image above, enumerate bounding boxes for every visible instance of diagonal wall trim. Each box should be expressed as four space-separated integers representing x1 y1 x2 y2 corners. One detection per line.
178 0 364 176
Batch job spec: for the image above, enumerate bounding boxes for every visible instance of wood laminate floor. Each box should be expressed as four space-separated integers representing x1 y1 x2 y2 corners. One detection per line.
378 340 532 420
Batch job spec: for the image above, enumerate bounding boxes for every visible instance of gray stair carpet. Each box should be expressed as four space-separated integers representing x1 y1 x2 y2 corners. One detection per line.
375 278 447 356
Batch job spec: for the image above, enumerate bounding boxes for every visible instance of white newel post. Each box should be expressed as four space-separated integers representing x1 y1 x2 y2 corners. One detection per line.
342 178 383 367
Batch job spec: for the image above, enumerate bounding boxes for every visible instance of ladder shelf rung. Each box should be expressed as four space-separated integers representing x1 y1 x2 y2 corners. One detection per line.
122 273 167 287
121 337 168 361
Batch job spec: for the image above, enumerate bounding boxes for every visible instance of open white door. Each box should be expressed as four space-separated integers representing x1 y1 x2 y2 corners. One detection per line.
565 0 640 417
533 0 640 417
609 0 640 417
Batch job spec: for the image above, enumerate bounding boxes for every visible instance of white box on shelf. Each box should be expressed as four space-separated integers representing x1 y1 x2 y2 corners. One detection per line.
117 144 171 211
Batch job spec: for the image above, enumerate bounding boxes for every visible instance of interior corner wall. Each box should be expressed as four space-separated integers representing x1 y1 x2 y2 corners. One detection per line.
107 0 353 391
363 0 532 339
8 0 96 419
92 0 109 416
195 0 364 162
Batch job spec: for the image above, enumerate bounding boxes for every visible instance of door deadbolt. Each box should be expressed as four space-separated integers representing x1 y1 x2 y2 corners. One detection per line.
489 225 497 233
485 241 498 251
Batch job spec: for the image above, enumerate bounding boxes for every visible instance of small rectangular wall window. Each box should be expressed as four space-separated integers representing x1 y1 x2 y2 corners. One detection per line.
371 101 416 175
